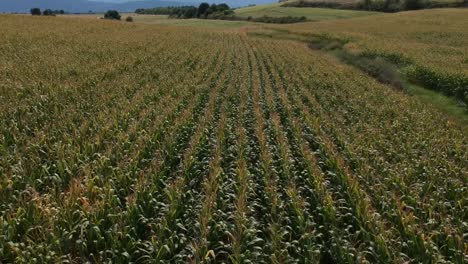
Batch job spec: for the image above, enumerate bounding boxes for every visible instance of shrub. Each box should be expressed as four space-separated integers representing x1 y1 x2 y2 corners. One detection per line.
359 57 405 89
185 7 198 18
104 10 121 20
43 9 56 16
126 16 134 22
309 34 350 50
30 8 41 16
404 0 423 10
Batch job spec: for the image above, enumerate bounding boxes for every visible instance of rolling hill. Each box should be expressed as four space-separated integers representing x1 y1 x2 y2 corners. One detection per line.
0 0 277 13
0 0 192 13
234 2 377 20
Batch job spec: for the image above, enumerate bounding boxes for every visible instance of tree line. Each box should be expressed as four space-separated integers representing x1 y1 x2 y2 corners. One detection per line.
135 3 233 19
30 8 65 16
282 0 467 12
135 3 308 23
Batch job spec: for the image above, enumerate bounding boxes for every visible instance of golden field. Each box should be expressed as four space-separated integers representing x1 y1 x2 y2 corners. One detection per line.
0 13 466 263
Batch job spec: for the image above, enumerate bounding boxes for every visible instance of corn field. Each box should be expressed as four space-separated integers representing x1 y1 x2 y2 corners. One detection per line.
280 8 468 103
0 15 467 263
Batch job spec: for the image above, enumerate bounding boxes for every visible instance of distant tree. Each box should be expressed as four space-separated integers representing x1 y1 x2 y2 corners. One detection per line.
126 16 134 22
104 10 121 20
219 4 233 15
203 3 232 18
216 3 230 11
206 4 217 15
30 8 41 16
404 0 422 9
363 0 372 10
59 10 65 14
43 9 55 16
197 2 210 17
184 7 198 18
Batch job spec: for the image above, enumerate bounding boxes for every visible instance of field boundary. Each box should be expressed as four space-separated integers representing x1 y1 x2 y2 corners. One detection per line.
248 28 468 123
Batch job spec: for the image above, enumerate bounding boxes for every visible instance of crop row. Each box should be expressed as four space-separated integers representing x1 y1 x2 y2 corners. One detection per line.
0 16 466 263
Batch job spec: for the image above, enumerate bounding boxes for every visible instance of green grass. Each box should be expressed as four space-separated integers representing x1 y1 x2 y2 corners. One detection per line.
407 84 468 124
235 3 378 21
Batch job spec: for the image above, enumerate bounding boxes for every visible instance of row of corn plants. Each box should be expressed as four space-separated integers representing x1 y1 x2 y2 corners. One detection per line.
0 15 466 263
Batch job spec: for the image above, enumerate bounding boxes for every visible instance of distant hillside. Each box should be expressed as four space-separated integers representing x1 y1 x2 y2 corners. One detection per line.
0 0 276 13
281 0 467 12
0 0 191 13
281 0 361 9
234 2 377 20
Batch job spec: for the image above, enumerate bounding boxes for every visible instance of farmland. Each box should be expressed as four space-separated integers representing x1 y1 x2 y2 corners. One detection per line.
281 8 468 76
275 8 468 103
234 3 377 21
120 14 258 29
281 0 466 10
0 9 467 264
